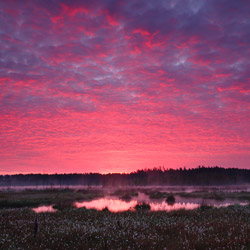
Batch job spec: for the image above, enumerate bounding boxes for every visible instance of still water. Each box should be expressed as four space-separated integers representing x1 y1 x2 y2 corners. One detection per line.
32 205 57 213
74 198 200 212
33 192 248 213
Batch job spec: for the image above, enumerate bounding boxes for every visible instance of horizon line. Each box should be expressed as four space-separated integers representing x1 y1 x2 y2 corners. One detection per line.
1 165 249 176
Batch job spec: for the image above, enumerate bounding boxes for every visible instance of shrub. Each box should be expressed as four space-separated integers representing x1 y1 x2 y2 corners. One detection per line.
52 201 74 210
166 194 175 205
135 202 151 211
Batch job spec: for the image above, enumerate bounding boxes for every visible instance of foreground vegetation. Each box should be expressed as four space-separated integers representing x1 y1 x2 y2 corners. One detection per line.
0 205 250 249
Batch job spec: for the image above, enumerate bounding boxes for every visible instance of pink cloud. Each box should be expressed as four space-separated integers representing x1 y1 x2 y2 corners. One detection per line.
0 0 249 174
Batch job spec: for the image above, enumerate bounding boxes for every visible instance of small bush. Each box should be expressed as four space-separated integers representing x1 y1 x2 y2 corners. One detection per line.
199 199 213 211
102 207 110 212
166 195 175 205
199 204 213 211
135 202 151 211
52 201 74 210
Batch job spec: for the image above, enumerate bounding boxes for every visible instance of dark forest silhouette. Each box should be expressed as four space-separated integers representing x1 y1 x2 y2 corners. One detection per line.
1 166 250 187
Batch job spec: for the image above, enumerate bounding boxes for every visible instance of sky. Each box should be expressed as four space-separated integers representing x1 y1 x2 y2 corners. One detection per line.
0 0 249 174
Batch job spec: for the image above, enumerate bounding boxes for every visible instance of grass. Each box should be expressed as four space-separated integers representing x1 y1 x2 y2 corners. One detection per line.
52 201 75 210
177 191 250 201
120 194 133 201
148 191 169 199
0 205 250 249
0 188 104 209
0 199 45 208
111 189 138 201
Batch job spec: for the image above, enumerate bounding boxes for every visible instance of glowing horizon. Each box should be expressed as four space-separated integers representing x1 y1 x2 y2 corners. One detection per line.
0 0 249 174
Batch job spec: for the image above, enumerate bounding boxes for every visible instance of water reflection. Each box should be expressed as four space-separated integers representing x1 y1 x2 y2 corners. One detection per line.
75 198 200 212
150 202 199 211
32 192 249 213
75 198 138 212
32 205 56 213
215 202 248 207
74 193 248 212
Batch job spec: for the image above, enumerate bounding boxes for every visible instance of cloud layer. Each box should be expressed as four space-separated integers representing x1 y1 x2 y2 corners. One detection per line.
0 0 249 173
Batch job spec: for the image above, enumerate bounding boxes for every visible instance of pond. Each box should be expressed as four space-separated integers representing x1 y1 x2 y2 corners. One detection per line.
32 192 248 213
74 197 200 212
74 192 248 212
32 205 56 213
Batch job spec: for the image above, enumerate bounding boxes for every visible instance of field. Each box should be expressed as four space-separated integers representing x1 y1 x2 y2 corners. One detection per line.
0 188 104 209
1 188 250 249
0 205 250 249
177 191 250 201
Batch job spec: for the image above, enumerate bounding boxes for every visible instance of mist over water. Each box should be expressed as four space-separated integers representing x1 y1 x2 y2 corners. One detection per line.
2 184 250 192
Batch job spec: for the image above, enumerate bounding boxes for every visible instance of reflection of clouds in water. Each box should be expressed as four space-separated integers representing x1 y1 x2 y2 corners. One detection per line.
74 194 249 213
31 190 250 213
33 198 249 213
214 202 248 208
75 198 200 212
150 202 199 211
33 205 56 213
75 198 138 212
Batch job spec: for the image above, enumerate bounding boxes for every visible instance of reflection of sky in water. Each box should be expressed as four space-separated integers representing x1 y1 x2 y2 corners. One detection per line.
75 198 200 212
150 202 199 211
74 193 249 212
32 192 249 213
75 198 138 212
32 205 56 213
214 202 248 207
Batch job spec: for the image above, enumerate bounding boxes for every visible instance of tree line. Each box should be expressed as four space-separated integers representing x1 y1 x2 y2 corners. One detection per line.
0 166 250 187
